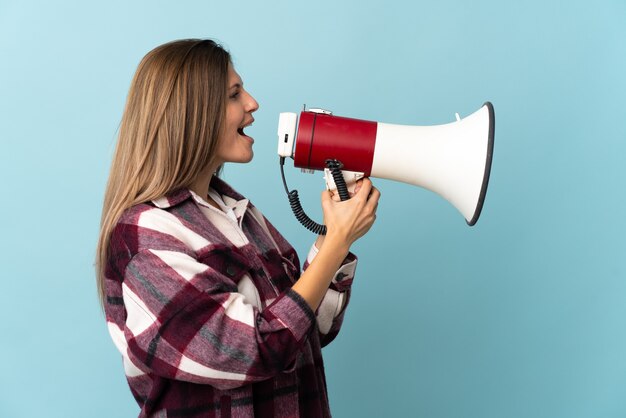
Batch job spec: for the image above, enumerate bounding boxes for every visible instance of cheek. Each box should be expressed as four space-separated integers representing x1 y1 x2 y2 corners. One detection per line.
227 103 242 122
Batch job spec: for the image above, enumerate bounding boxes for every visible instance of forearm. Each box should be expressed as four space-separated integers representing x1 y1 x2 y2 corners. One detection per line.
292 233 350 311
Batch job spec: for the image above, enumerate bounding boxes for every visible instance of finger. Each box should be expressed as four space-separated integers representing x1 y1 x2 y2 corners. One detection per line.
321 190 333 205
364 184 379 201
352 179 364 195
325 187 343 202
355 178 373 200
365 187 381 211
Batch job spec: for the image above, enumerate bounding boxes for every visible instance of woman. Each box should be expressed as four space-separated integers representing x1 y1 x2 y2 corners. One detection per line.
96 39 379 418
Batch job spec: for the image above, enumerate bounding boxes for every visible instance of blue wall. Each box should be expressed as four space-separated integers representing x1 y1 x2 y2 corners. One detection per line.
1 1 625 417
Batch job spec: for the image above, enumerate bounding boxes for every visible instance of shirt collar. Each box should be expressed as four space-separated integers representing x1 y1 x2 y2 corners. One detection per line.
209 176 250 220
151 189 191 209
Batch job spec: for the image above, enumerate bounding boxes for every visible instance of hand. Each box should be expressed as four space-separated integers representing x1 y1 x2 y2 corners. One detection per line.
316 179 367 250
321 178 380 248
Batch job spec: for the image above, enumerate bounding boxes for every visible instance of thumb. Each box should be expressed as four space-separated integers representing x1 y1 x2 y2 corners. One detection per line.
321 190 333 205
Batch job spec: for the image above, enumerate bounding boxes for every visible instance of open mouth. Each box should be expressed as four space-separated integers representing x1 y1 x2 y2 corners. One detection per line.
237 126 254 144
238 119 254 140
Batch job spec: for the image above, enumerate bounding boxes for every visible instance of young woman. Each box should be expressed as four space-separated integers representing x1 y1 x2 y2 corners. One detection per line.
96 38 379 418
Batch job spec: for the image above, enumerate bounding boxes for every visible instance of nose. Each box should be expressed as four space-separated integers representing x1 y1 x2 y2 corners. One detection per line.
245 90 259 113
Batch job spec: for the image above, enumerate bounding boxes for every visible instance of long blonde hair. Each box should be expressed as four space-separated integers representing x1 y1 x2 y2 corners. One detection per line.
96 39 231 307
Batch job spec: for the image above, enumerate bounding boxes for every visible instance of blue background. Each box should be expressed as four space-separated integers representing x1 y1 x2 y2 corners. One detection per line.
1 1 625 417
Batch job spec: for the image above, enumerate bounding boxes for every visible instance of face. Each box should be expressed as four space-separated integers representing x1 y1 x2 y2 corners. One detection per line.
214 64 259 167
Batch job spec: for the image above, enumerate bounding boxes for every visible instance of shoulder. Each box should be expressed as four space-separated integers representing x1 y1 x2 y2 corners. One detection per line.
113 200 205 255
107 200 204 279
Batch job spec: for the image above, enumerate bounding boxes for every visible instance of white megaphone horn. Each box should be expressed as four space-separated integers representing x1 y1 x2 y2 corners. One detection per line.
277 102 495 233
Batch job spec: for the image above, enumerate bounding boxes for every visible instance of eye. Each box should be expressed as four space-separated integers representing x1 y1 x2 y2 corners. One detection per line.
229 87 241 99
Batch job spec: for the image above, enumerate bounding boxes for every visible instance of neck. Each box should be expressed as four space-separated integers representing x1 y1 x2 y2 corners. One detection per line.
189 163 219 204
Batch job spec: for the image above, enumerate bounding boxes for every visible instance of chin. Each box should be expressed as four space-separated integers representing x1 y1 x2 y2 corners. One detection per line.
235 152 254 164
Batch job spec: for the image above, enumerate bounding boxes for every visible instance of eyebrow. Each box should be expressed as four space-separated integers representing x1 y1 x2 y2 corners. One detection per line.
229 82 243 90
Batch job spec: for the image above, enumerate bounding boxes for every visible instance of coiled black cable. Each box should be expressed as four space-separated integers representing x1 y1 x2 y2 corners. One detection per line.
280 157 349 235
325 159 350 201
287 189 327 235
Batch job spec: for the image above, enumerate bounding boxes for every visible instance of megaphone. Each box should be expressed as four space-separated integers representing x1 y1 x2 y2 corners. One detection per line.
277 102 495 233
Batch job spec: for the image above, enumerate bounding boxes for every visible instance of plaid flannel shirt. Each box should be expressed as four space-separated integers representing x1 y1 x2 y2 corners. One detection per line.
104 176 357 418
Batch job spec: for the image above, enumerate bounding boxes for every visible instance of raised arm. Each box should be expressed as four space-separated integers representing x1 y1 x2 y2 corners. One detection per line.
292 178 379 311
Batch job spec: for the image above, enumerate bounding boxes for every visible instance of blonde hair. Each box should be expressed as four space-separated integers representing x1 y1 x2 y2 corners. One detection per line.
96 39 231 307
